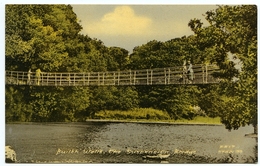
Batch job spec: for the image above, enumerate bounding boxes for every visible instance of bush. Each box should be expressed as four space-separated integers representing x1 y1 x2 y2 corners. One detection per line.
93 108 171 120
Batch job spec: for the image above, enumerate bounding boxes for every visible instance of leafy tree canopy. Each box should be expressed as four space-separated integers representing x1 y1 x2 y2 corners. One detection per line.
189 5 257 131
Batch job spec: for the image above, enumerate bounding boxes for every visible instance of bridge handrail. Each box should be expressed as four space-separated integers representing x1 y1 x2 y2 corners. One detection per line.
5 64 220 86
5 64 219 75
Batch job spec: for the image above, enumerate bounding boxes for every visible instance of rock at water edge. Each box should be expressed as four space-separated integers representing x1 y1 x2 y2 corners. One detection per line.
5 146 17 163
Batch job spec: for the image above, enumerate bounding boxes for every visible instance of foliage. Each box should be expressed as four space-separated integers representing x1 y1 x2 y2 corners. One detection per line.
5 86 33 122
128 37 201 70
93 109 220 124
5 5 82 71
197 85 222 118
87 86 139 117
5 5 91 122
136 85 201 120
5 4 257 131
189 5 257 131
107 47 129 70
94 108 171 120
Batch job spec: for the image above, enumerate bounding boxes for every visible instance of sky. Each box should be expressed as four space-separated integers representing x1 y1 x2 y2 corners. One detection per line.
71 5 219 53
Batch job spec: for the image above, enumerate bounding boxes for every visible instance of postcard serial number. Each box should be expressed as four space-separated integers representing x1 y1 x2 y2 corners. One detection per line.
218 145 243 154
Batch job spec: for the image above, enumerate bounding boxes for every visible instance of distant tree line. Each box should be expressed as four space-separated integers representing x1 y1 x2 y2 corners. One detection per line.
5 5 257 133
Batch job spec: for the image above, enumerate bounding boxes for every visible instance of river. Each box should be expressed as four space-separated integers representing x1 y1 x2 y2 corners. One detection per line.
5 122 257 163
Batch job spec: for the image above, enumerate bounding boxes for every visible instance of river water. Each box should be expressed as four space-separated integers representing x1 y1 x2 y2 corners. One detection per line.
5 122 257 163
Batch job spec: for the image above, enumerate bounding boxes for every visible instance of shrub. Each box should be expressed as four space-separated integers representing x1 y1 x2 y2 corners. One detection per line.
94 108 171 120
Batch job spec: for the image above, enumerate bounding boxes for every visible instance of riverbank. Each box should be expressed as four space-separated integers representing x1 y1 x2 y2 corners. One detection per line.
92 108 222 125
5 116 222 125
86 116 222 125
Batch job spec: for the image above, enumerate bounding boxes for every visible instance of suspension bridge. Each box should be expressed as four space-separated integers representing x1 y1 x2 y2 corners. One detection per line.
5 64 220 86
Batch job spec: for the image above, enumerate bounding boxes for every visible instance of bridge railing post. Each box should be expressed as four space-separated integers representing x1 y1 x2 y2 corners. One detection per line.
150 69 153 85
87 73 90 85
118 71 120 85
54 73 57 86
205 65 208 83
164 68 167 85
102 72 105 85
22 72 25 84
41 72 44 86
16 72 19 85
113 72 116 85
97 72 100 86
146 69 149 85
134 71 136 85
60 73 62 86
47 73 49 85
202 66 204 84
68 73 70 86
168 68 171 84
73 73 76 86
129 70 132 85
82 73 85 86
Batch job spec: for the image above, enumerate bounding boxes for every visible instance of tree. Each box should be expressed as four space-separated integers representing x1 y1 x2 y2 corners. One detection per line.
113 86 139 110
57 87 90 121
197 85 222 118
190 5 257 132
5 86 33 122
129 40 164 69
5 5 93 122
87 86 139 116
137 85 201 120
5 5 83 72
107 47 129 71
129 36 204 71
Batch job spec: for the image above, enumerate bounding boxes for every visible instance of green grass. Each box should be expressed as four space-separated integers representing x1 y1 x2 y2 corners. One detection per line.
94 108 171 120
92 108 221 125
171 116 221 124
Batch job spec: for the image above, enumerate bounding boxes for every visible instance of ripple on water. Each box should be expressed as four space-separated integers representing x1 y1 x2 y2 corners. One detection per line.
5 122 257 163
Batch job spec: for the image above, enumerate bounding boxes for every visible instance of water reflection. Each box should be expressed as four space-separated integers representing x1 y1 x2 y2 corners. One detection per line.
5 122 257 163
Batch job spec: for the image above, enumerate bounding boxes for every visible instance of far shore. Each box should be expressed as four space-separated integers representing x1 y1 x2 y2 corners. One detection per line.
85 119 223 126
5 117 223 126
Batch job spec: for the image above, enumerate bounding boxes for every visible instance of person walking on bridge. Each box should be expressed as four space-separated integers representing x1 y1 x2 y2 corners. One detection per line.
180 60 188 84
35 68 41 85
187 60 194 83
27 69 32 85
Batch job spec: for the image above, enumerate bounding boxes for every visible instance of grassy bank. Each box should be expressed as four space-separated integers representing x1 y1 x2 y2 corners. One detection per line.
171 116 221 124
92 108 221 125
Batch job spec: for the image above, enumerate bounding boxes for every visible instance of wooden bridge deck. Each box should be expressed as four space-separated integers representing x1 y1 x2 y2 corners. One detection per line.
5 65 220 86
